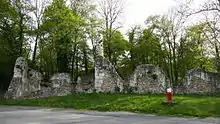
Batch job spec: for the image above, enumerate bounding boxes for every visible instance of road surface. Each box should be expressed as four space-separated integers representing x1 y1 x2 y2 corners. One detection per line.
0 106 219 124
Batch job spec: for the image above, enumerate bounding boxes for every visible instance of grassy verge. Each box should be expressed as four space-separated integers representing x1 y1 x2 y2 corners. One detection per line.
0 93 219 118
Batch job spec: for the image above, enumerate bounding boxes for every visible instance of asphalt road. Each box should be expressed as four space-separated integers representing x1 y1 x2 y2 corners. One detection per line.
0 106 219 124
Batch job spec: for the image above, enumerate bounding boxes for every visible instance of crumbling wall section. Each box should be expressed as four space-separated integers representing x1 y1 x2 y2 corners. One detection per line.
75 72 95 93
5 57 30 99
183 69 220 94
5 57 73 100
129 64 168 93
95 56 124 92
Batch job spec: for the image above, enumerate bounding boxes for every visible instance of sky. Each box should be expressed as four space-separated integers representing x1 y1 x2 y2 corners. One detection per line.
119 0 208 35
120 0 176 34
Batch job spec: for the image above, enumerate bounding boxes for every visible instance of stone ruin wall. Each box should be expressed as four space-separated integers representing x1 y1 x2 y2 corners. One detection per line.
75 72 94 93
5 57 220 100
4 57 73 100
179 69 220 94
94 56 124 92
129 64 168 93
93 58 220 94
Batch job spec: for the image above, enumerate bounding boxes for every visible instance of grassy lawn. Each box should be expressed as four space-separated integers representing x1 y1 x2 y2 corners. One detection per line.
0 93 219 118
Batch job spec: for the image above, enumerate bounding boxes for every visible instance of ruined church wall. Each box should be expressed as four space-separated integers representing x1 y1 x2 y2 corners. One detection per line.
75 72 95 93
95 56 124 92
5 57 73 100
6 57 220 99
129 64 168 93
181 69 220 94
5 57 29 99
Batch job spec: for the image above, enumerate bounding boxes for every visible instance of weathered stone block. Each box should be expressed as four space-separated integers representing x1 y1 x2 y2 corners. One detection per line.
129 64 168 93
5 57 28 99
183 69 220 94
50 73 71 88
75 73 94 93
28 68 42 92
5 57 73 100
95 56 124 92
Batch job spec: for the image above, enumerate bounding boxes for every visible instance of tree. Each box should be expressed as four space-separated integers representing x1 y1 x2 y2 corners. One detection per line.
186 0 220 71
0 0 17 90
41 0 85 74
86 17 103 61
125 25 143 71
69 0 98 80
29 0 49 63
0 0 33 90
109 30 128 66
97 0 125 63
177 23 215 80
10 0 33 57
190 0 220 14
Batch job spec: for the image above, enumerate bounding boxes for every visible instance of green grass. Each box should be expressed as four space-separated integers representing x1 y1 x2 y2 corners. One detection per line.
0 93 220 118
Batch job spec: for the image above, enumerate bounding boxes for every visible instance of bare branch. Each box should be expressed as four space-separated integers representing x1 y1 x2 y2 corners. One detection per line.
187 0 220 17
97 0 125 31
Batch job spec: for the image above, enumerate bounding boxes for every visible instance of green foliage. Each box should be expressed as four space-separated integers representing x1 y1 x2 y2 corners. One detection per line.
135 29 162 65
102 29 128 65
0 0 219 92
1 93 220 118
40 0 85 74
0 0 33 90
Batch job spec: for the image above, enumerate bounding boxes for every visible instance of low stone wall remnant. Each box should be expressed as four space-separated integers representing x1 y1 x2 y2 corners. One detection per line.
129 64 168 93
183 69 220 94
75 72 94 93
5 57 73 100
5 57 220 99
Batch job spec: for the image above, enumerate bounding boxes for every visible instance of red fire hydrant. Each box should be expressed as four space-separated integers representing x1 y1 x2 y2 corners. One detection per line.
166 87 172 104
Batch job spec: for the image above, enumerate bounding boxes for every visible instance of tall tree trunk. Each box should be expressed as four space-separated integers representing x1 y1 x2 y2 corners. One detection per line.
168 43 174 85
71 29 79 81
71 44 77 82
130 48 135 71
75 50 79 81
214 41 220 72
83 47 88 75
215 41 219 58
19 13 24 56
32 23 40 63
173 38 178 85
91 38 97 64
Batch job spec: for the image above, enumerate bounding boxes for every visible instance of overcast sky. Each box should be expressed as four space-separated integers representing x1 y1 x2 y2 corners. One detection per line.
119 0 208 35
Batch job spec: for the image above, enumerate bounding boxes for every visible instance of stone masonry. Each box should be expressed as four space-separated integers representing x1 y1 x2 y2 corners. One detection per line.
28 68 42 92
75 72 94 93
183 69 220 94
129 64 168 93
95 56 124 92
5 56 220 98
5 57 29 99
5 57 73 100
